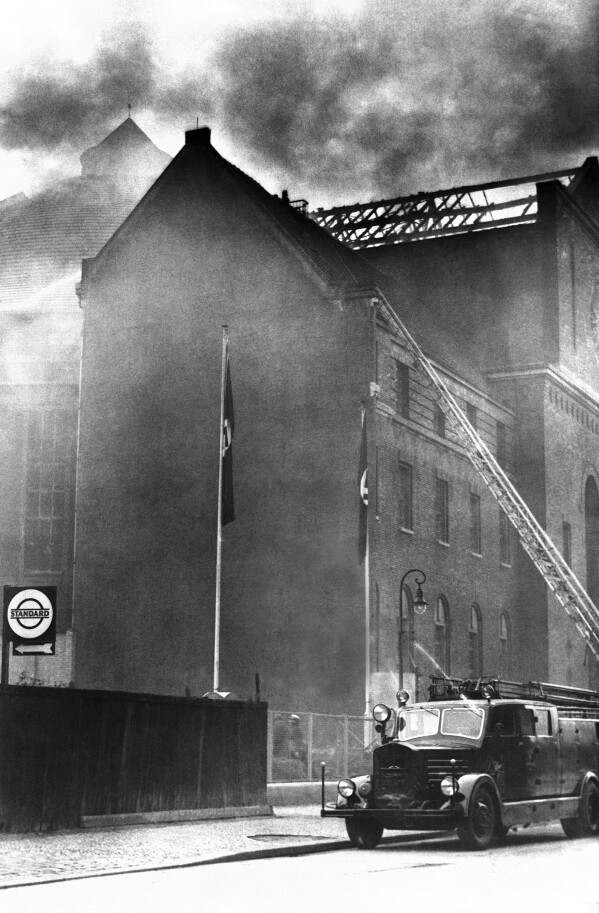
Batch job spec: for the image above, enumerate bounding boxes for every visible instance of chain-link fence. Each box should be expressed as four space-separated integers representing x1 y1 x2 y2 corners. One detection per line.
268 711 376 782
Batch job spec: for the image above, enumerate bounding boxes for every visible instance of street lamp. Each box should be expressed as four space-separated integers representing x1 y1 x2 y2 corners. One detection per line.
398 569 427 692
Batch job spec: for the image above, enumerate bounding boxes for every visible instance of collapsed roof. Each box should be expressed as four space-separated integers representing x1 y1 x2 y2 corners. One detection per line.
309 166 591 248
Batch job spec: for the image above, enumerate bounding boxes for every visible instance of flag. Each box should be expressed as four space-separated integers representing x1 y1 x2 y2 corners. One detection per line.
221 346 235 525
358 410 368 562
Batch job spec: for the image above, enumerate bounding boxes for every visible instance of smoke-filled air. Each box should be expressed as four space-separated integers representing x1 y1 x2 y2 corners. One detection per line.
1 0 598 207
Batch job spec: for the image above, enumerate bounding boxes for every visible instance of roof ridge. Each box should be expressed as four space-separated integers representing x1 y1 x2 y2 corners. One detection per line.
87 132 381 296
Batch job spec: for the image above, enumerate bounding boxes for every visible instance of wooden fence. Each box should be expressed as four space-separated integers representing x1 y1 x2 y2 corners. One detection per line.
0 685 267 832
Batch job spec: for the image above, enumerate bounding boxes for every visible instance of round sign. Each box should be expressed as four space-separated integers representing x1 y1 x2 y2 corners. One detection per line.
7 589 54 639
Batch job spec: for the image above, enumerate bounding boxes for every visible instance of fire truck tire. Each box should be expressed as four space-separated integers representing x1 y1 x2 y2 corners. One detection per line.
457 784 496 850
345 818 384 849
581 780 599 836
560 816 579 838
494 823 510 841
561 779 599 838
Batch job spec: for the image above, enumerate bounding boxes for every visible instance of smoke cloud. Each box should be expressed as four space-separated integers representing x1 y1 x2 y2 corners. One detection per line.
1 1 599 206
210 0 599 203
0 25 212 160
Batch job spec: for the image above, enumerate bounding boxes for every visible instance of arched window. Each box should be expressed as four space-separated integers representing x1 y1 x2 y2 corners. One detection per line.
399 585 415 685
434 596 450 675
499 612 511 678
585 476 599 604
585 477 599 691
468 604 483 678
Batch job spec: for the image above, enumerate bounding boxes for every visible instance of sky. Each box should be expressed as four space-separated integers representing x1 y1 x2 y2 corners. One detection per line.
0 0 598 209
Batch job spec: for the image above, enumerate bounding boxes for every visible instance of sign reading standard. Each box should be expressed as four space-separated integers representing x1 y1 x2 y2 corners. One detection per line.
3 587 57 656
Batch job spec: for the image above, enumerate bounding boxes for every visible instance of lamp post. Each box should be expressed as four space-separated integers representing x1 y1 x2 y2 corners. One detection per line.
398 569 428 692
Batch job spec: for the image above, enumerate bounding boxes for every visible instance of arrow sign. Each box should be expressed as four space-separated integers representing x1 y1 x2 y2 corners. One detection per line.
14 644 54 655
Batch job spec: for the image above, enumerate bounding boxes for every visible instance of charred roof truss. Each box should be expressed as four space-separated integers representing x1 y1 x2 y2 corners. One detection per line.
310 168 579 248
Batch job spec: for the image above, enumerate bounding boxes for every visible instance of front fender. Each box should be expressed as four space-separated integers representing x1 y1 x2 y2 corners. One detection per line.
454 773 500 815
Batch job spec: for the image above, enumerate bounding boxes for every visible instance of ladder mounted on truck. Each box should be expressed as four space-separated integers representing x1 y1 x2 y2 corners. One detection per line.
373 292 599 659
428 674 599 709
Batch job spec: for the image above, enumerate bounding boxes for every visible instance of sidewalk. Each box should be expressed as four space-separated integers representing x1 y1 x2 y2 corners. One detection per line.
0 782 444 890
0 805 348 889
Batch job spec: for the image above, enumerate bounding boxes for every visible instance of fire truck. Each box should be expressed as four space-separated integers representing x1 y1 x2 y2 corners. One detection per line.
321 677 599 850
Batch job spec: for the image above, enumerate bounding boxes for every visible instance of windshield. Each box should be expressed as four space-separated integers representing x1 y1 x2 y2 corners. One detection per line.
441 706 485 739
397 706 485 741
397 708 439 740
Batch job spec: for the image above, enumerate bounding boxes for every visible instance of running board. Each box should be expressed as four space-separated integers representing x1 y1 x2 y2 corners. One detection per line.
501 796 578 827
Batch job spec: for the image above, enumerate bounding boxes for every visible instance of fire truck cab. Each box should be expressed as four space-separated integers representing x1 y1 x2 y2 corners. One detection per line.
321 677 599 850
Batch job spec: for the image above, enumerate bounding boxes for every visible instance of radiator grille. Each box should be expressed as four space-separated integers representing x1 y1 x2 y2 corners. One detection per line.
426 752 472 785
373 744 474 802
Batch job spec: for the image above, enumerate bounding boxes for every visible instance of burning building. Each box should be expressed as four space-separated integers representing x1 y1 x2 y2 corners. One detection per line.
1 117 599 712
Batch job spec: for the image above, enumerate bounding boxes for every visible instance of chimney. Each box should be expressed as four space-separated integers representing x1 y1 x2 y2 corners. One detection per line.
185 126 211 147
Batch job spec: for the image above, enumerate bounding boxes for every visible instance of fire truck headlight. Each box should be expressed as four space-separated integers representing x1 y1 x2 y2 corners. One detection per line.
373 704 391 723
338 779 356 799
440 776 459 797
396 689 410 706
358 778 372 798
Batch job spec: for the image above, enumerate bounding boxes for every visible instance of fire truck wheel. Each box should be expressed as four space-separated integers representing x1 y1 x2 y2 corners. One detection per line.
494 823 510 841
580 779 599 836
560 816 580 838
561 779 599 838
345 818 384 849
457 784 496 851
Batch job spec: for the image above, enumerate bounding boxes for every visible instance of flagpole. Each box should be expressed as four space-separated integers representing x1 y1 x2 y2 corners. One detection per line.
214 326 228 692
362 403 371 728
365 516 370 718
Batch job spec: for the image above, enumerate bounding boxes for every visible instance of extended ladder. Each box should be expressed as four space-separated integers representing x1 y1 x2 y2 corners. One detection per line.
373 293 599 659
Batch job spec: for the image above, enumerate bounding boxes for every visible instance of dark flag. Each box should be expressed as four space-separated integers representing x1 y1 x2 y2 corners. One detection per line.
358 410 368 562
221 347 235 525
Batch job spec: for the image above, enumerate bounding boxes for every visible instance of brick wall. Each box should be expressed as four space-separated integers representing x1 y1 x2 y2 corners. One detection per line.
369 323 520 702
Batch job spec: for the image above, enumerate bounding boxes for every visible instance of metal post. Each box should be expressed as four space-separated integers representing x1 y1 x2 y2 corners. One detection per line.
213 327 228 692
343 715 349 773
307 713 314 781
267 711 273 783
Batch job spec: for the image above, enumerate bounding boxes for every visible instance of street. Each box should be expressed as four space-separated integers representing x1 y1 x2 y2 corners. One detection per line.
2 823 597 913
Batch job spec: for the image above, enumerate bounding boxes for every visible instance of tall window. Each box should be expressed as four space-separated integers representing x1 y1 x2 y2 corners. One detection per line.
395 361 410 418
400 586 415 679
434 404 446 438
468 604 483 678
398 461 413 530
24 411 72 573
435 477 449 543
466 402 478 431
499 509 512 565
469 492 482 555
496 420 507 468
563 521 572 567
499 612 511 678
434 596 450 674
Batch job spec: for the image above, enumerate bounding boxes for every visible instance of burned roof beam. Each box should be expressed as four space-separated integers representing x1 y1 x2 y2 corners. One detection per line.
338 213 539 248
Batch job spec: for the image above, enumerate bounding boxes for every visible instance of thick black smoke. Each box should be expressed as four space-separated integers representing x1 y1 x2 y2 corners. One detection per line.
0 25 211 157
211 0 599 203
1 2 599 206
